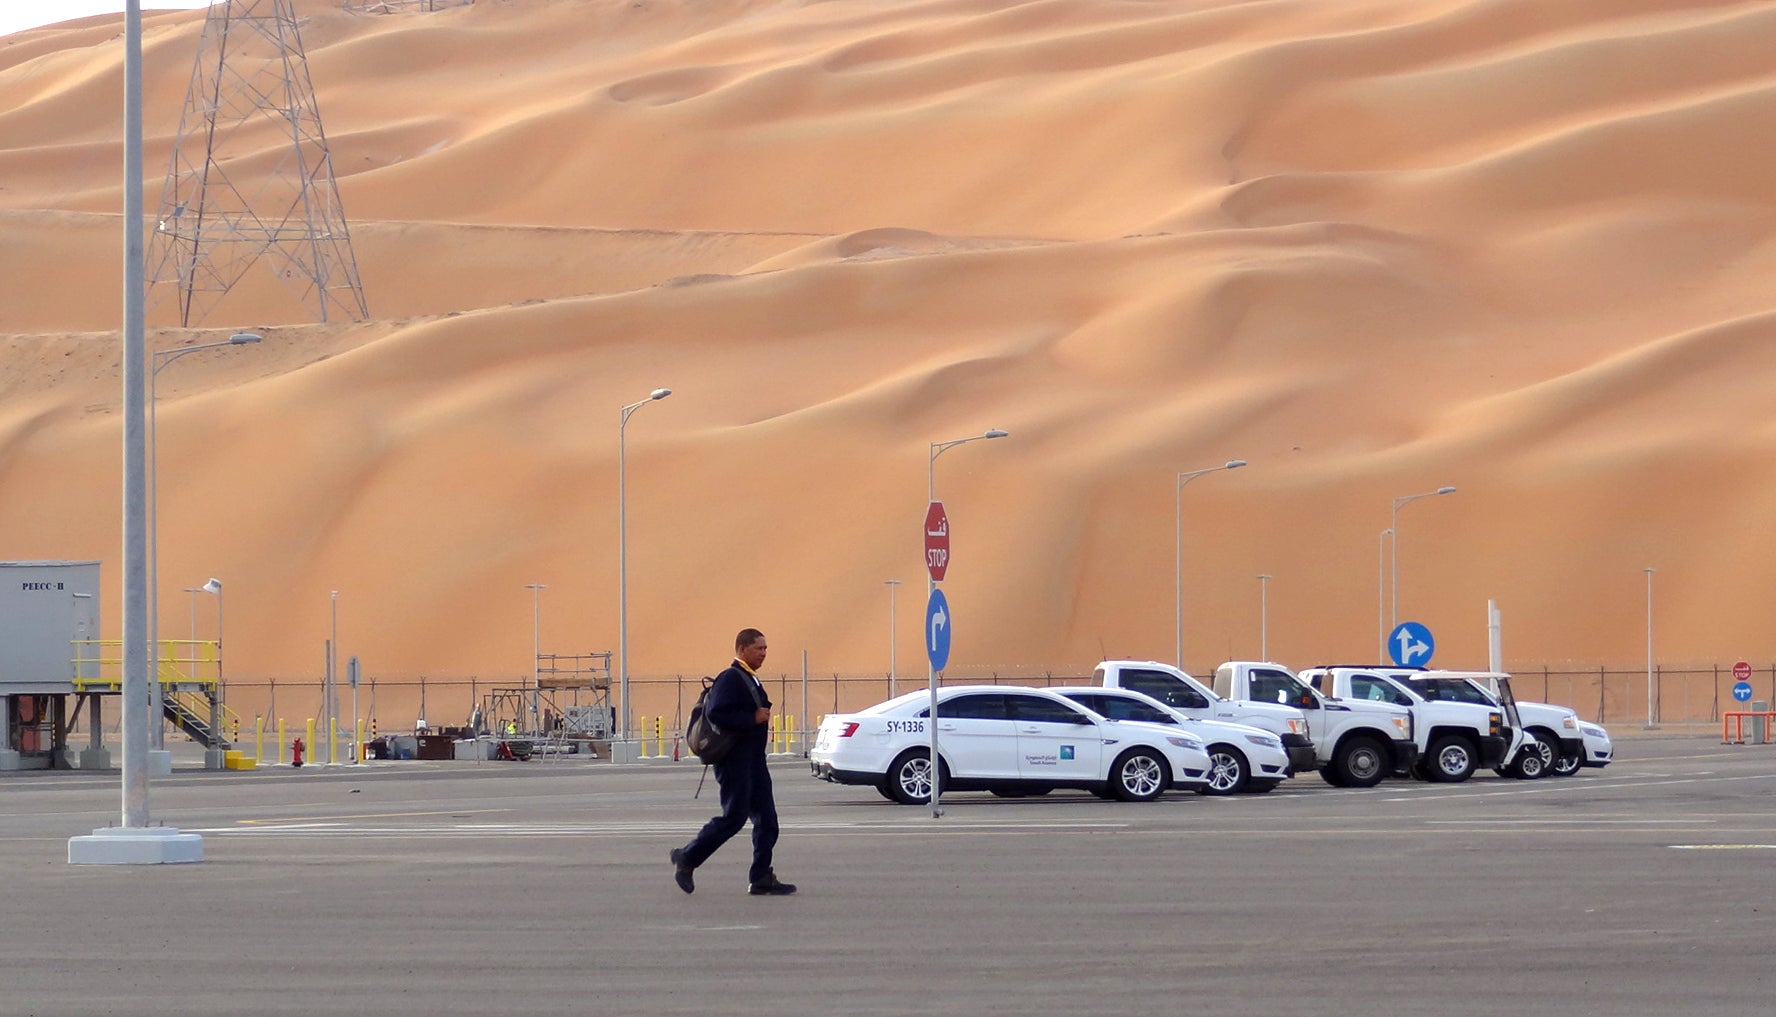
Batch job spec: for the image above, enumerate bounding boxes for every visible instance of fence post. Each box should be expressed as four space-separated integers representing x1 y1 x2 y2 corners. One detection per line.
1598 664 1606 725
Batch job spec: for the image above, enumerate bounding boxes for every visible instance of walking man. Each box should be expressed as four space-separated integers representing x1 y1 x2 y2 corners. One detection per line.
670 628 796 896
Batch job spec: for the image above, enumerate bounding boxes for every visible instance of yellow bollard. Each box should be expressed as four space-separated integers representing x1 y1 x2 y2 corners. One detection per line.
655 716 665 758
254 716 265 763
277 718 286 765
305 717 316 766
355 718 365 764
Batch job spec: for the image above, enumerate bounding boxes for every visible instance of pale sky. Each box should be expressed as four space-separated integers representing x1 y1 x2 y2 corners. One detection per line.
0 2 218 39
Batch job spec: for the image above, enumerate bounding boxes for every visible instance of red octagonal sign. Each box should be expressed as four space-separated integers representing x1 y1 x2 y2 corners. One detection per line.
924 501 950 582
1734 660 1752 681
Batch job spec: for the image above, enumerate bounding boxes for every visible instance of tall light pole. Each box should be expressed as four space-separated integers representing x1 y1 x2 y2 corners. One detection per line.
202 577 223 769
1390 486 1456 631
1377 528 1391 661
71 0 204 864
328 589 339 764
927 428 1008 818
1645 567 1657 729
884 579 901 698
1257 574 1272 661
618 387 671 746
526 583 546 732
1175 459 1246 672
148 330 261 749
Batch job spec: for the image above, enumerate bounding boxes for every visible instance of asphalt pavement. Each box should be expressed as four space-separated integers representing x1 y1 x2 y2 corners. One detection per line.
2 733 1773 1017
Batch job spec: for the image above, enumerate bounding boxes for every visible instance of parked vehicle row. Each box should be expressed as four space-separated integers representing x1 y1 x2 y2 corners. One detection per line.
808 659 1612 805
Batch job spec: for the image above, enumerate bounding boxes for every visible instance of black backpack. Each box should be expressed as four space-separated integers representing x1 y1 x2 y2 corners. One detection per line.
685 676 740 766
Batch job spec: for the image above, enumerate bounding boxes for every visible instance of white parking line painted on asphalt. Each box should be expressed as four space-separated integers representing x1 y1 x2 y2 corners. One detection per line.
1669 844 1776 850
188 819 1133 836
1427 818 1716 825
1381 771 1776 802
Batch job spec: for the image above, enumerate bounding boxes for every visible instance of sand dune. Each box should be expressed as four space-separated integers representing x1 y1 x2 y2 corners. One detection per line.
3 0 1775 727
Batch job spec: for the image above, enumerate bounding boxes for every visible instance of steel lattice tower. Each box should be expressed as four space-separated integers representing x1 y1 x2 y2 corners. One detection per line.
147 0 369 327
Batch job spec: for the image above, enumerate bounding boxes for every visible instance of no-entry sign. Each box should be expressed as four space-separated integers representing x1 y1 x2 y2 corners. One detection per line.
924 501 950 582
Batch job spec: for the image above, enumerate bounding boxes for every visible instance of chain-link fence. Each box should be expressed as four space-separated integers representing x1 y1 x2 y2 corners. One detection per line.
196 663 1776 739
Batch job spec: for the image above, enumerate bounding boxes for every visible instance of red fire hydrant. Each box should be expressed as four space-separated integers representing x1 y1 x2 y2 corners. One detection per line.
291 737 305 768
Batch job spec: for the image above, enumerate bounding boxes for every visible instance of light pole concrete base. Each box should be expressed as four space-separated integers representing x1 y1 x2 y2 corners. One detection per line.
68 826 204 865
203 748 227 770
608 740 641 764
148 750 173 775
78 748 112 770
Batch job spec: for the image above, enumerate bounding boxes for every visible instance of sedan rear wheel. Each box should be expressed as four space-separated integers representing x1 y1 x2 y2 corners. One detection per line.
884 749 941 805
1110 748 1168 802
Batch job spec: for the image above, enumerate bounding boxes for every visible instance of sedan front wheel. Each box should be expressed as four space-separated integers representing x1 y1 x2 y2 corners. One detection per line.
1110 748 1168 802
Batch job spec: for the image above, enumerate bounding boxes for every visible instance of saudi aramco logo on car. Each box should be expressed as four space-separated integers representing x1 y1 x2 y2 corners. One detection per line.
1060 745 1075 760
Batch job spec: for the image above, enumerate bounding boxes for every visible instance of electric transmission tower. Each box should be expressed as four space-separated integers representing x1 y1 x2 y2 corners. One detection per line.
147 0 369 327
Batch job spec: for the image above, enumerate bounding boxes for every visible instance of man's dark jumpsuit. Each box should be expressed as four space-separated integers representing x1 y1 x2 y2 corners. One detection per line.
677 659 777 884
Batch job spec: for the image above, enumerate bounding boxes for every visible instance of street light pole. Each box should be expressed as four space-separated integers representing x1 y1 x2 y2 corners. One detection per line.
1257 574 1272 661
1645 567 1657 729
618 387 671 748
329 589 339 765
1377 529 1391 662
201 577 223 769
1390 486 1456 631
927 428 1008 819
526 583 546 732
884 579 901 698
1174 460 1247 672
148 330 261 750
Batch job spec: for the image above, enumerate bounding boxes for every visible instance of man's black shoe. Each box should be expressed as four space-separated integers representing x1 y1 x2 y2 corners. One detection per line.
747 873 797 896
670 847 694 894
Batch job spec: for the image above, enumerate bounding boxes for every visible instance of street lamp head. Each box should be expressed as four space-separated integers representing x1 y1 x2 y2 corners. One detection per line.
648 388 672 401
1225 459 1247 470
201 577 221 595
983 428 1008 439
1435 485 1456 495
227 332 263 345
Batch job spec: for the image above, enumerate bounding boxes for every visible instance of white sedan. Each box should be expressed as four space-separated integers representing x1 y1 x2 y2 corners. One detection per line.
810 685 1213 804
1051 687 1294 795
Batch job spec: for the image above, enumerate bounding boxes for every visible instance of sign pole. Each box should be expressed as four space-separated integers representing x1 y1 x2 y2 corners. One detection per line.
924 499 949 819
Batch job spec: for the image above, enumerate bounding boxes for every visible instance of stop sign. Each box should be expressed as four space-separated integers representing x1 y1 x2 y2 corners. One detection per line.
1734 660 1752 681
924 501 950 582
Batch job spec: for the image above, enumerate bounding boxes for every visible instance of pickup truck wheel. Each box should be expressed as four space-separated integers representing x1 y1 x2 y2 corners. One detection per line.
884 749 946 805
1319 766 1347 788
1110 748 1168 802
1426 735 1478 783
1551 744 1584 777
1334 736 1388 788
1197 745 1250 796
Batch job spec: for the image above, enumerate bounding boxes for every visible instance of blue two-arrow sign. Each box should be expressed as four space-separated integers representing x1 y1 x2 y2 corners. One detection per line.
1389 621 1435 667
926 588 952 672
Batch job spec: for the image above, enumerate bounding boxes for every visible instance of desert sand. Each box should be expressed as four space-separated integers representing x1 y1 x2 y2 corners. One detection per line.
2 0 1774 728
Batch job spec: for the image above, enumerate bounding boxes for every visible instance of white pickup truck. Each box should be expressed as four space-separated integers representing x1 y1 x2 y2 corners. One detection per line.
1299 666 1518 782
1211 661 1418 788
1091 660 1316 775
1382 668 1602 777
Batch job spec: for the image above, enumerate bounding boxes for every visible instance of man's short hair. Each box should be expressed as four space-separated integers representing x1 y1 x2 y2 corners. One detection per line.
736 628 765 652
